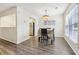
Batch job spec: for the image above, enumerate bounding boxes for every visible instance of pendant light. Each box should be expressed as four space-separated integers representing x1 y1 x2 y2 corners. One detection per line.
42 10 49 20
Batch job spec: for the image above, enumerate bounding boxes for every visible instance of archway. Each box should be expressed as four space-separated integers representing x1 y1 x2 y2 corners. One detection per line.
29 17 35 36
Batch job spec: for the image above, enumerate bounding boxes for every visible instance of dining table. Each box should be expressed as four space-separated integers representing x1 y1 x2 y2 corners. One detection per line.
38 28 55 43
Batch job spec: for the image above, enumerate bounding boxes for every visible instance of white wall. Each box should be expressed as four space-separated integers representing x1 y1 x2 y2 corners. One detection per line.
39 14 64 37
0 7 17 44
16 6 38 44
53 15 64 37
17 6 28 44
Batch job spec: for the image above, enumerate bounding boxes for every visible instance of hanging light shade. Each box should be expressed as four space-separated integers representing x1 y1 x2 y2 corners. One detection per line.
42 10 49 20
42 15 49 20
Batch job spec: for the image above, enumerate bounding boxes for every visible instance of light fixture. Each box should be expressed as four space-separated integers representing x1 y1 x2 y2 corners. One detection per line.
42 10 49 20
55 7 58 9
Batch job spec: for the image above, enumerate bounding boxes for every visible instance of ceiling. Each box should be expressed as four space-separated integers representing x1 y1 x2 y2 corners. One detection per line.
0 3 69 16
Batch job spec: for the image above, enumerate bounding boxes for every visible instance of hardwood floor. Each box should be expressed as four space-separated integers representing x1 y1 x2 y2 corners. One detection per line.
0 37 75 55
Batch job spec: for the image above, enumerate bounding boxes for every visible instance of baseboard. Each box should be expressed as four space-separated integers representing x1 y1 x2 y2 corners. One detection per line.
0 38 17 45
64 36 79 55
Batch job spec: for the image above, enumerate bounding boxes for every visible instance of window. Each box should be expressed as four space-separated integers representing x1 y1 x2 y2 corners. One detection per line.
65 5 78 44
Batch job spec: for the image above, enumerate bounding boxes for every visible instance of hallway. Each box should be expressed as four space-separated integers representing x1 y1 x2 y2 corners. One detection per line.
0 37 75 55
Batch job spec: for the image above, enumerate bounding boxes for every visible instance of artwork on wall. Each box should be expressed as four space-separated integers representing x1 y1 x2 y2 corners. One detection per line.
44 20 56 25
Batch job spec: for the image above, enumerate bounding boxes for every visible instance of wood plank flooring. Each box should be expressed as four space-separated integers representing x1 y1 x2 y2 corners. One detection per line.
0 37 75 55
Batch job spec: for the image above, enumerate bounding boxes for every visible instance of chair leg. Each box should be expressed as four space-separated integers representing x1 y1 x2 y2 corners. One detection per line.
51 40 53 45
46 41 48 45
43 39 44 43
51 39 55 45
41 39 42 43
38 37 40 42
43 40 45 45
53 37 55 44
43 40 47 46
45 40 48 45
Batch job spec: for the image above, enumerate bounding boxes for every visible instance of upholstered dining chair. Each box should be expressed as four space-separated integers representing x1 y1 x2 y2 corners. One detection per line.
50 28 55 45
40 29 49 45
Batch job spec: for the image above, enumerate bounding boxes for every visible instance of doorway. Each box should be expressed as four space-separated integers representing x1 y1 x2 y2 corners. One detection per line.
29 22 35 36
29 17 35 36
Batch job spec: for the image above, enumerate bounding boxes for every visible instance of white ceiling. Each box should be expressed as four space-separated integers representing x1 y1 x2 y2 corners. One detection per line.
0 3 69 16
22 3 69 16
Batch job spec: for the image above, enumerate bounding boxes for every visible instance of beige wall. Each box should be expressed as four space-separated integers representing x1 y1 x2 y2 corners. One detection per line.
0 27 17 43
0 7 17 44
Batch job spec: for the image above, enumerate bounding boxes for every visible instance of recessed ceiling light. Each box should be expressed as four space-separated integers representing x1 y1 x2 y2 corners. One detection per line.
55 7 58 9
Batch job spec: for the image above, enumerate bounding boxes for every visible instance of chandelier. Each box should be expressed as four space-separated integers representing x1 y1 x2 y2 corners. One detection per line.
42 10 49 20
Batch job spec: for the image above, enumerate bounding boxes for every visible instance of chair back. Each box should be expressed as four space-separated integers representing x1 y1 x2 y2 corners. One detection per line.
41 29 47 36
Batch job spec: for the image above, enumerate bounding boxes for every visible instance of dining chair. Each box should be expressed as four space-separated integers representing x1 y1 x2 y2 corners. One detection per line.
40 29 49 45
50 28 55 45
